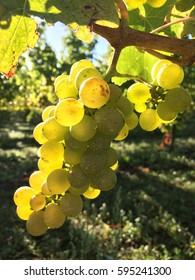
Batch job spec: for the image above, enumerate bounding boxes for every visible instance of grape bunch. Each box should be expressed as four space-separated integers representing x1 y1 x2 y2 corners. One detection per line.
127 59 192 131
13 59 137 236
13 58 192 236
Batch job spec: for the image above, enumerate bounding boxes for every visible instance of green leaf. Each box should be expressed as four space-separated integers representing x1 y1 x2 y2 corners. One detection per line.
0 13 39 76
1 0 119 43
112 46 158 85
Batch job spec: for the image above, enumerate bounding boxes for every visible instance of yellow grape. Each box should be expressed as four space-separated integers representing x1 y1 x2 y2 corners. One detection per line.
29 171 47 193
79 77 110 109
69 59 95 82
115 96 134 117
151 59 171 82
30 193 46 210
38 141 64 162
107 84 122 104
74 67 102 89
157 101 178 122
125 112 139 130
42 116 69 142
164 88 192 113
70 115 97 142
60 193 83 217
54 74 69 87
16 206 34 220
41 180 53 196
26 210 47 236
83 186 101 199
139 109 161 131
91 167 117 191
134 103 147 113
147 0 167 8
55 76 78 99
64 147 84 165
38 158 63 174
42 105 56 121
115 123 129 141
54 98 84 126
127 83 151 104
157 63 184 89
47 169 70 194
124 0 146 9
13 186 35 207
69 185 88 196
33 122 48 144
44 203 66 229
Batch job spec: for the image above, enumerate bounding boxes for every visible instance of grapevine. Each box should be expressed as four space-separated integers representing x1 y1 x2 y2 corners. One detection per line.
13 58 192 236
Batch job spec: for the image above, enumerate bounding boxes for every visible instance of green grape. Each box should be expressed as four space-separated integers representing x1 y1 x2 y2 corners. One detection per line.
105 147 118 167
13 186 35 207
125 112 139 130
44 203 66 229
127 83 151 104
88 132 111 153
33 122 48 144
16 206 34 220
42 105 56 121
69 185 89 195
124 0 146 9
41 180 53 196
29 171 47 193
90 167 117 191
115 96 134 117
115 123 129 141
157 101 178 122
47 169 70 195
42 116 69 142
38 158 63 174
30 193 46 210
80 150 107 177
26 210 47 236
83 186 101 199
64 147 84 165
60 193 83 216
107 84 122 104
55 76 78 99
147 0 167 8
70 115 97 142
139 109 161 131
65 132 88 152
134 103 147 113
70 59 95 82
94 105 125 138
54 74 69 87
54 98 84 127
164 88 192 113
79 77 110 108
68 164 90 189
74 67 102 89
151 59 171 82
157 63 184 89
38 141 64 162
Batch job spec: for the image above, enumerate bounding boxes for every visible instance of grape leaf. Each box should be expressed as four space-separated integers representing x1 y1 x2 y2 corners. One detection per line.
112 46 158 85
128 0 176 34
1 0 119 42
0 12 39 77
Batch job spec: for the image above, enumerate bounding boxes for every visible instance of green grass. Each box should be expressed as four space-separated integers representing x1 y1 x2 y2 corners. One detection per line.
0 110 195 260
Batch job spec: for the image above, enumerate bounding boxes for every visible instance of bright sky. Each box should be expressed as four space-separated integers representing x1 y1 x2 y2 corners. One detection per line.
43 22 109 61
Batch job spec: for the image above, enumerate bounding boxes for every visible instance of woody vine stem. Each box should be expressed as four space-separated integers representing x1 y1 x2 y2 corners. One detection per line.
92 0 195 81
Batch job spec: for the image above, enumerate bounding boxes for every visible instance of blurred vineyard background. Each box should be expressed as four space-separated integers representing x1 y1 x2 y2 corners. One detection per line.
0 24 195 260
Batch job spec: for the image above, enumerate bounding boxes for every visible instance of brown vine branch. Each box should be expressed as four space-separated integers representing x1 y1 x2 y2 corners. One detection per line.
93 0 195 75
